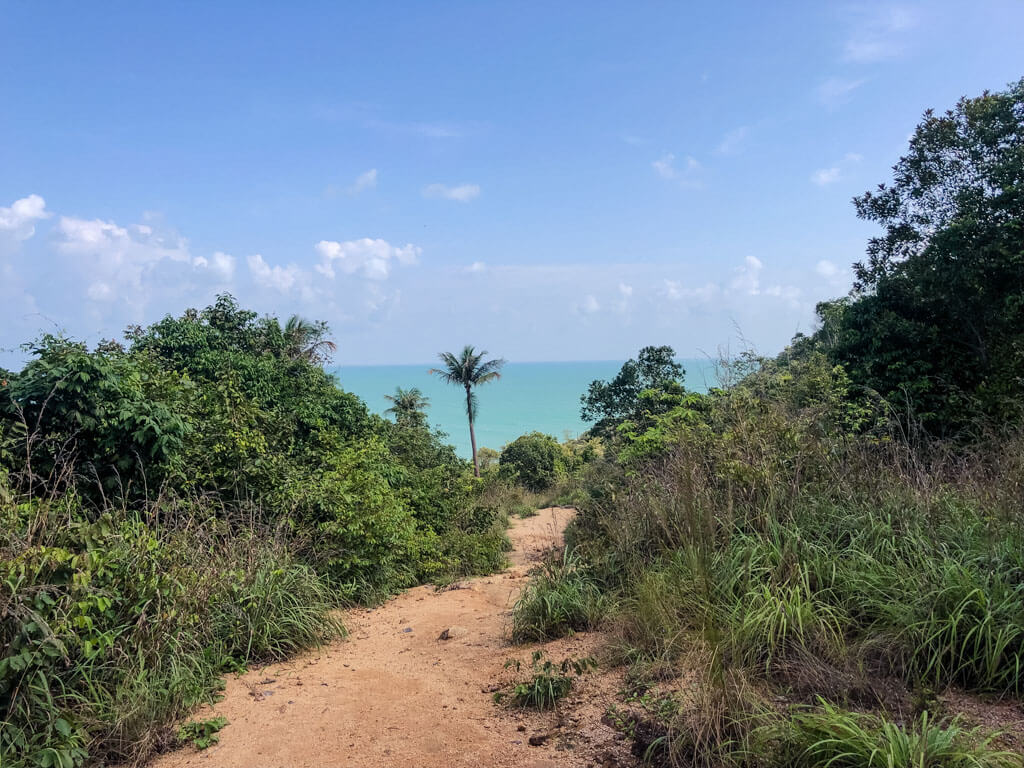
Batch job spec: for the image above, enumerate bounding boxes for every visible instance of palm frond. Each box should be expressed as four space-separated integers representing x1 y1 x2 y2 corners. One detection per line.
475 371 502 385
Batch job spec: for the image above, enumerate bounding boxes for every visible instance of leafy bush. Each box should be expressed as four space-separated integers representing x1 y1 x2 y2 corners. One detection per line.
178 717 229 750
499 432 562 491
538 337 1024 761
0 296 513 767
804 78 1024 436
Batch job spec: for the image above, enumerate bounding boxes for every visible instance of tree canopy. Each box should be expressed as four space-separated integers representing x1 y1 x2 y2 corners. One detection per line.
580 345 686 436
804 78 1024 436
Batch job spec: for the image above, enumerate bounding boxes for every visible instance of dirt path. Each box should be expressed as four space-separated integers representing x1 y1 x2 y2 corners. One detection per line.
153 507 632 768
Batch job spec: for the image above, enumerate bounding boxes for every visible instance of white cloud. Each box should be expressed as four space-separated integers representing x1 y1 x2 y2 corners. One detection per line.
56 215 194 306
811 167 842 186
192 250 236 281
468 261 486 273
816 77 866 107
57 216 190 265
662 280 683 300
247 253 306 293
577 294 600 314
614 282 634 314
716 126 749 155
315 238 421 280
58 217 129 249
731 255 764 295
652 153 677 179
843 6 917 62
349 168 378 194
658 257 801 311
652 153 702 187
86 281 113 302
815 259 852 289
662 279 720 304
763 284 801 304
422 183 480 202
816 260 840 278
0 194 51 240
811 152 863 186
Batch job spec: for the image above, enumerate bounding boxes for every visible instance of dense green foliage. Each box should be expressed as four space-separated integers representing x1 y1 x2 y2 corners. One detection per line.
515 81 1024 767
802 78 1024 437
532 351 1024 765
580 345 688 438
0 296 511 768
498 432 563 491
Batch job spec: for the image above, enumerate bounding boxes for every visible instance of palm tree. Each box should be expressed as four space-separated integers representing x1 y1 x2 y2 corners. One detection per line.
384 386 430 427
283 315 337 364
430 346 505 476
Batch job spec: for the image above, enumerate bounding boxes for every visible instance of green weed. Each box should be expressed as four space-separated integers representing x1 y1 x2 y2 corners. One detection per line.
177 717 229 750
495 651 597 710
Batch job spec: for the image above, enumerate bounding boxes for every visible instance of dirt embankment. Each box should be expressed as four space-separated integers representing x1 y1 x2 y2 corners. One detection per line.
151 507 633 768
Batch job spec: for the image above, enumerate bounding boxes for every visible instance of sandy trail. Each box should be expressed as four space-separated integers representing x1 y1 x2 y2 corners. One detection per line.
152 507 630 768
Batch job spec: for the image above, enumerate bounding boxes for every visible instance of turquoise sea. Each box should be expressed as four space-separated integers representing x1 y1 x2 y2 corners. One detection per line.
332 359 718 458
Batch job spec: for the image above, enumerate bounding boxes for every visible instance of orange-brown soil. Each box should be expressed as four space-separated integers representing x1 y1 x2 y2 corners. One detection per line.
152 507 635 768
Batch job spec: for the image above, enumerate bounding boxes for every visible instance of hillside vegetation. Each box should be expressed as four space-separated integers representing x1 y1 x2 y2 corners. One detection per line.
0 297 513 767
510 80 1024 767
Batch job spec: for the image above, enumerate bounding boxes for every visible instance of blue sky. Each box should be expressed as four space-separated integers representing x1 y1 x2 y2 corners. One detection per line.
2 2 1021 366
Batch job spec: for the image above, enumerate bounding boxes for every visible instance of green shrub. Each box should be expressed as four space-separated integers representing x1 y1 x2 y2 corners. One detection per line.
0 296 518 766
500 432 562 491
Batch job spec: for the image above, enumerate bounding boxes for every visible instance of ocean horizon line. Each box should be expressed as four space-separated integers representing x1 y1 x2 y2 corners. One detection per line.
331 355 719 369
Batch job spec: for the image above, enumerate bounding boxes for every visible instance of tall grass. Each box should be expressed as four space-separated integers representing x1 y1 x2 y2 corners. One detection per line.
1 496 343 768
511 550 607 643
518 375 1024 765
783 702 1022 768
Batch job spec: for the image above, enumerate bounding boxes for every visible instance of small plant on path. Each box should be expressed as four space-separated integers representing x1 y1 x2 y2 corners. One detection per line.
494 651 597 710
178 717 229 750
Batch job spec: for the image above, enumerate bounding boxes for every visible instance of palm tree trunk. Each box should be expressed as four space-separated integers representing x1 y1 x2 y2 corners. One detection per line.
466 384 479 477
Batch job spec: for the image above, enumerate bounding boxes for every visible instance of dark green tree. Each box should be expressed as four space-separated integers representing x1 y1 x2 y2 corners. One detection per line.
816 78 1024 435
0 336 187 498
430 346 505 477
499 432 562 491
580 345 685 436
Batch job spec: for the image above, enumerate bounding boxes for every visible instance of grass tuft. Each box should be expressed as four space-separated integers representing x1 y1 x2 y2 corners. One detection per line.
511 550 607 643
782 701 1022 768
